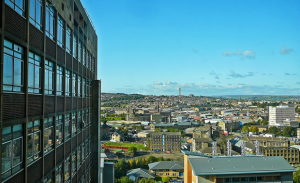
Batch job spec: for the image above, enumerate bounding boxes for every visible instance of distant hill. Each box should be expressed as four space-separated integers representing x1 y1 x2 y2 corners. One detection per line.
216 95 300 101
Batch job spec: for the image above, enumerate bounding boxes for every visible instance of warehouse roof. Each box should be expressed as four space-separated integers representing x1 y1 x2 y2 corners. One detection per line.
148 161 184 170
189 156 295 175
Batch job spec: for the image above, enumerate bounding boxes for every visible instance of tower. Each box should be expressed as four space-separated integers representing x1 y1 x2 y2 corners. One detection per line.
179 88 181 97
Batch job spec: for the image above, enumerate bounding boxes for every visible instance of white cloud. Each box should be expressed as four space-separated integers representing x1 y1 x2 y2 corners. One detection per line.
153 81 163 85
222 51 235 56
281 46 293 55
222 49 256 59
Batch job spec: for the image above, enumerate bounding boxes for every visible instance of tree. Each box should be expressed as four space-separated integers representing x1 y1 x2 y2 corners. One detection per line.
162 176 170 183
102 118 107 125
283 126 293 137
116 176 134 183
155 128 160 132
252 126 259 133
157 156 164 161
128 146 137 155
262 120 268 126
268 126 279 134
242 126 249 132
166 158 172 161
249 126 253 132
294 169 300 183
148 156 156 163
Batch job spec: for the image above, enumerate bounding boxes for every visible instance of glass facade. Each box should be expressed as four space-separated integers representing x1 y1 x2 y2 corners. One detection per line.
29 0 43 30
1 0 97 182
3 40 24 92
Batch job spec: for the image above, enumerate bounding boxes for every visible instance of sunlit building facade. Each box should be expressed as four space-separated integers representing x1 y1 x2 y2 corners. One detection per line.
0 0 101 182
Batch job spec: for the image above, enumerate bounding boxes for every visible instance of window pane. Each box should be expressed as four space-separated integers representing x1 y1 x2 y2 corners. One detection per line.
28 64 34 87
34 132 40 157
15 0 24 9
27 134 34 164
36 1 42 25
13 138 22 167
14 59 22 86
35 65 40 88
29 0 35 19
3 54 13 85
2 141 12 173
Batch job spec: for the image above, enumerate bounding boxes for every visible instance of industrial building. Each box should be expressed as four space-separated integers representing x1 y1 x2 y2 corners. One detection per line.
150 132 181 152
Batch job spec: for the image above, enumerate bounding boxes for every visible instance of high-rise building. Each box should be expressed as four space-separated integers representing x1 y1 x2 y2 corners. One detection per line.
269 105 295 126
0 0 102 182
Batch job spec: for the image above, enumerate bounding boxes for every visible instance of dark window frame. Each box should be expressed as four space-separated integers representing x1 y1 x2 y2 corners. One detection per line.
28 52 42 93
29 0 43 30
45 60 55 95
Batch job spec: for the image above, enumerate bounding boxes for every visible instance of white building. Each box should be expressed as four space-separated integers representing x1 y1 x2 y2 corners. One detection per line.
269 105 295 126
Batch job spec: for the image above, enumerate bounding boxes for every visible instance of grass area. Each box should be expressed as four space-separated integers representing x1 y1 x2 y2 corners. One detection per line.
104 142 146 150
106 117 125 120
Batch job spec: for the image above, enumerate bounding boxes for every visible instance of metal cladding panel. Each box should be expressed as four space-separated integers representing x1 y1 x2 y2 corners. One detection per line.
56 144 64 164
28 94 43 116
57 46 65 63
72 175 77 183
78 166 83 179
5 5 26 41
4 170 25 183
73 59 78 72
66 97 72 111
45 96 55 113
46 37 56 58
72 137 77 150
79 63 82 74
73 98 77 109
66 140 71 156
83 66 86 76
3 93 25 120
83 98 86 108
57 96 64 112
44 150 55 174
78 132 82 144
78 98 82 109
27 159 42 183
29 24 43 50
66 53 72 69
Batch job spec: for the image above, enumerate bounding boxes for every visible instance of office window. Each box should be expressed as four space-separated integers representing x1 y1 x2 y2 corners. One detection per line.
82 111 86 128
27 120 41 165
78 41 82 62
66 70 71 96
86 51 89 68
77 146 81 168
45 60 54 95
28 52 41 93
89 109 92 124
44 117 54 153
3 40 24 92
83 78 86 97
55 164 63 183
57 15 64 47
66 27 71 54
85 139 89 157
82 142 85 162
89 54 92 70
44 173 53 183
56 115 63 145
29 0 43 30
92 57 95 72
83 46 86 66
71 151 76 176
89 135 91 153
5 0 25 16
56 66 64 95
65 114 71 141
78 76 82 97
72 73 77 96
86 110 89 124
1 124 23 182
78 111 82 132
72 112 77 136
46 2 55 39
65 157 70 182
73 35 77 58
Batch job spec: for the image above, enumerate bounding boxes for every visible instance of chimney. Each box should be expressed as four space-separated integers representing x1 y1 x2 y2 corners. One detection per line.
227 140 231 156
212 141 217 156
241 141 246 156
255 140 260 155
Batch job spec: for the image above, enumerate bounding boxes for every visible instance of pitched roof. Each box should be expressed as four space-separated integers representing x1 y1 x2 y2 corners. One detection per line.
189 156 295 175
151 132 181 136
126 168 155 179
148 161 184 170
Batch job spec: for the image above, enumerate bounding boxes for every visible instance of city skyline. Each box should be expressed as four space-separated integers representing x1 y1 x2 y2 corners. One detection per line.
82 0 300 96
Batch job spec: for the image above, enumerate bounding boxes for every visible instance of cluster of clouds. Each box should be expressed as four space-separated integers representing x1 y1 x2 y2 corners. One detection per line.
222 46 294 58
104 80 300 96
222 50 256 59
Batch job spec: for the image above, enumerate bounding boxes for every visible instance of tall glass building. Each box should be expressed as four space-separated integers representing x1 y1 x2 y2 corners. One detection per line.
0 0 101 182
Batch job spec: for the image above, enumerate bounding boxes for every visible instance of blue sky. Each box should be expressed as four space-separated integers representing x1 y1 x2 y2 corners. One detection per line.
81 0 300 96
